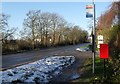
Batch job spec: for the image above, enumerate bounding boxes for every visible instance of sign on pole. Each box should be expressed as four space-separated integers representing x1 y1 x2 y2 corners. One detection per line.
86 2 95 75
100 44 109 59
86 4 93 18
97 35 103 48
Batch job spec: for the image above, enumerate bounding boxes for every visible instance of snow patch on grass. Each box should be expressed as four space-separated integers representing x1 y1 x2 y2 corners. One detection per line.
1 56 75 83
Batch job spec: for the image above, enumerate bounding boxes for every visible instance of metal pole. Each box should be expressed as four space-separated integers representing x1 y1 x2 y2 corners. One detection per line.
103 59 106 78
92 0 96 75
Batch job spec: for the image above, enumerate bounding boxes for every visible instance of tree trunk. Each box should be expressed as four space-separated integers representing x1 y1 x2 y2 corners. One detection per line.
52 31 55 46
58 34 61 45
32 25 35 49
45 28 48 47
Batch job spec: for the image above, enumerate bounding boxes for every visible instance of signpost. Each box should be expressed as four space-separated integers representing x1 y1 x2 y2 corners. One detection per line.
92 0 96 75
100 44 109 77
86 0 96 74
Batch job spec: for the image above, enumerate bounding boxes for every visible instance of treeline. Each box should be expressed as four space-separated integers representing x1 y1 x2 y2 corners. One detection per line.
96 2 120 82
1 10 88 54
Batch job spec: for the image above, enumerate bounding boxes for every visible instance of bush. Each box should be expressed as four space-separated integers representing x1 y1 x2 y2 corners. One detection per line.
107 25 120 81
18 41 32 50
88 44 92 51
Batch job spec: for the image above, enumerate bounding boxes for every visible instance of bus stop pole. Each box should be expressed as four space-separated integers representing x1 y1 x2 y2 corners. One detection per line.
92 0 96 75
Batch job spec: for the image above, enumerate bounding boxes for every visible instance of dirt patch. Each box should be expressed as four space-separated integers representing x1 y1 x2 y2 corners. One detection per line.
51 51 92 82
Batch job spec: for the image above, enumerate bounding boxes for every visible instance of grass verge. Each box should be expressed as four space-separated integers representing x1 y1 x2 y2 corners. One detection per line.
72 57 120 83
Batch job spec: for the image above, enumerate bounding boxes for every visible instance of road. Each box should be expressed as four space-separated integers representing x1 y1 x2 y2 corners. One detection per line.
1 43 92 72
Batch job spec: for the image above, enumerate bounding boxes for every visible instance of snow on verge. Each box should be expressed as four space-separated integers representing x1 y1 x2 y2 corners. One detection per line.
0 56 75 83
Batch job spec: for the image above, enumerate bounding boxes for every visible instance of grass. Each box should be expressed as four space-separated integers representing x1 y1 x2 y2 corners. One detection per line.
72 57 120 83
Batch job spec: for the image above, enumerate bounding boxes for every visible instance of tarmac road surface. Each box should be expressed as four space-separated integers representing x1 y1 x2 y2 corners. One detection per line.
1 43 92 71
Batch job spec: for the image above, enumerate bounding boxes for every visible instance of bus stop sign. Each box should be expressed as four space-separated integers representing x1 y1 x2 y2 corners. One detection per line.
100 44 109 59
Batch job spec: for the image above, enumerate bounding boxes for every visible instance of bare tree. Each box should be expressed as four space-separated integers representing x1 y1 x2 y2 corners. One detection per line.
22 10 89 48
0 14 16 43
39 12 52 47
50 13 67 46
23 10 41 49
57 20 67 45
0 14 9 30
50 13 58 46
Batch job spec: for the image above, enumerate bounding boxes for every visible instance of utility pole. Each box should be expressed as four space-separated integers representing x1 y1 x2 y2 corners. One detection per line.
92 0 96 75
